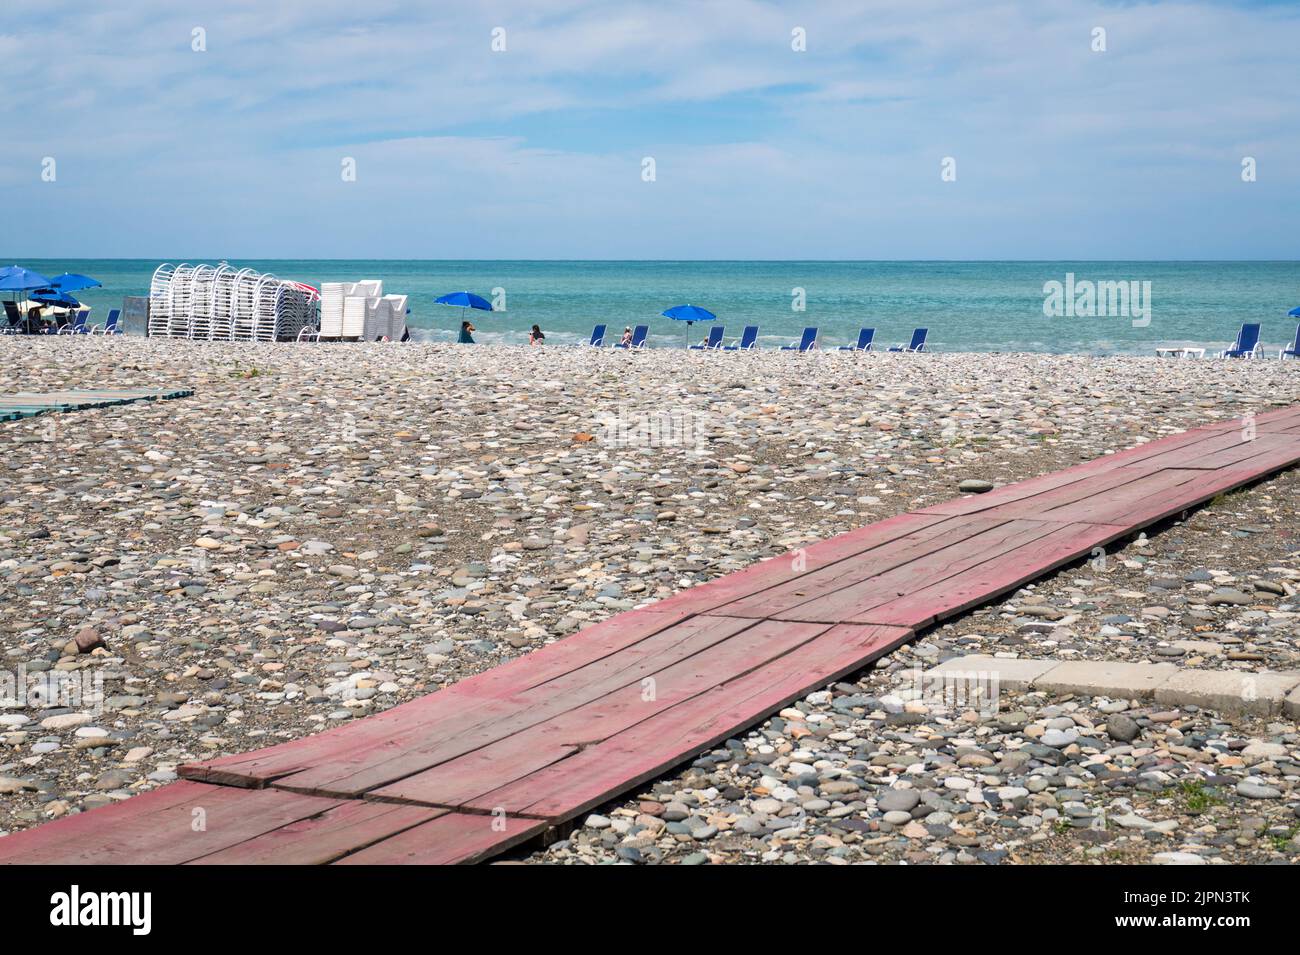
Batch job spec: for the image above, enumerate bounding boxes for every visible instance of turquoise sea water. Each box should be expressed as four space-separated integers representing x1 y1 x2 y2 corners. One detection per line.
7 259 1299 354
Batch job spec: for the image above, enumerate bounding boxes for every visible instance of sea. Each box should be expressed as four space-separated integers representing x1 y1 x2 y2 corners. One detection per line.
10 259 1299 354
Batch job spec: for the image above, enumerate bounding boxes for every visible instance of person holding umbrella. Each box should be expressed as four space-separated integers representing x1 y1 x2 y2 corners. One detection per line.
435 291 493 344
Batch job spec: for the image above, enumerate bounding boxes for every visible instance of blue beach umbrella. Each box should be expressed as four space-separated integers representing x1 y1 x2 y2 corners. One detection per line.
47 273 101 293
0 267 55 333
0 266 53 296
435 291 493 311
1288 306 1300 317
435 291 493 342
662 303 717 347
30 289 80 307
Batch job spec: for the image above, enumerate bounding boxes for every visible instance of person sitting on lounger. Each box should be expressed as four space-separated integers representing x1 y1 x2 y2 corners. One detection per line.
620 326 633 347
530 324 545 346
458 320 476 344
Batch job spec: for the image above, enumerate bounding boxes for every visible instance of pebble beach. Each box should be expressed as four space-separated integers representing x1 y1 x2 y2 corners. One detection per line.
1 337 1298 865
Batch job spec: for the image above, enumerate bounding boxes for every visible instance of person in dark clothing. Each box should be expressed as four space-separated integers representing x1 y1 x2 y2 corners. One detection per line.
458 320 476 343
530 324 545 346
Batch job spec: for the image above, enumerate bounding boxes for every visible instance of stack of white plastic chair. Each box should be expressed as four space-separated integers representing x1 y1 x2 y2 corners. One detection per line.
342 295 367 338
188 265 216 339
148 264 173 337
143 262 326 342
210 265 236 340
167 265 194 338
383 294 408 340
251 273 280 342
319 283 352 339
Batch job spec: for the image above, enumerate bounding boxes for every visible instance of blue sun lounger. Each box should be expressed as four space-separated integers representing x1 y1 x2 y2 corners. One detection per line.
90 309 121 336
838 328 875 351
690 326 725 350
585 323 607 347
1279 324 1299 360
1218 323 1261 358
781 327 817 352
57 309 89 335
888 328 928 352
614 324 648 349
723 325 759 351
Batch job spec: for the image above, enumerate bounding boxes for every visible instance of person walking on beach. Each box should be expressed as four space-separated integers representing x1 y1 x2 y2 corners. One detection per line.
530 324 545 346
620 326 633 347
458 320 476 343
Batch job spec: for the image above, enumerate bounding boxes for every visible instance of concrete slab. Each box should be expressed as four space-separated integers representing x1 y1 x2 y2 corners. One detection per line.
925 655 1058 691
1155 669 1300 717
1285 684 1300 720
1033 660 1178 700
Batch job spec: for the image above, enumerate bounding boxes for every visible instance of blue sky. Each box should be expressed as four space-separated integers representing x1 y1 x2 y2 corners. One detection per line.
1 0 1297 259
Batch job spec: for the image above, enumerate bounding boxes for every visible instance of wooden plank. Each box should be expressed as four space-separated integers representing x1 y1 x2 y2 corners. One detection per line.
769 519 1070 624
188 801 444 865
0 782 341 865
1168 433 1299 470
181 608 695 786
859 522 1128 627
1124 430 1300 470
646 511 951 616
917 465 1164 518
973 467 1208 524
1067 464 1300 527
711 514 1009 618
362 618 832 807
267 615 758 796
463 624 912 819
332 811 549 865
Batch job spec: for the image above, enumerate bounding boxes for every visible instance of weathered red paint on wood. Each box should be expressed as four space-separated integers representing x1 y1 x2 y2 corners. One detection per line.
769 519 1068 624
714 514 1006 618
273 615 763 796
188 801 443 865
331 811 548 865
181 607 695 787
462 624 912 819
363 618 832 807
0 782 340 865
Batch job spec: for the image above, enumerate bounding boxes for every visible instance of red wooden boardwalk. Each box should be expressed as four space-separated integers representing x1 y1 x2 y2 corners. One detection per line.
3 404 1299 864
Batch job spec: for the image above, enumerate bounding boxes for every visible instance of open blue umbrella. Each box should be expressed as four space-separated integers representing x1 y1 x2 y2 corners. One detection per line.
436 291 493 342
31 289 80 307
1289 306 1300 317
47 273 101 293
662 303 717 347
0 266 53 295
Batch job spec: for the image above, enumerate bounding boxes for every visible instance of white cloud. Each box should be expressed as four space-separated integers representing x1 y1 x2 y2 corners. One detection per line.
0 0 1296 257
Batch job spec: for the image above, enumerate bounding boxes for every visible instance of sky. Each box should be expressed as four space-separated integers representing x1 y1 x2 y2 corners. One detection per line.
1 0 1297 260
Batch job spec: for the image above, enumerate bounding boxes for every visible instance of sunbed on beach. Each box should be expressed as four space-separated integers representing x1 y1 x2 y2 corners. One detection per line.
57 309 90 335
614 325 648 349
781 327 817 352
2 301 25 334
723 325 759 350
889 328 928 352
1279 325 1299 360
690 326 725 350
1218 323 1262 358
838 327 875 351
586 324 607 346
90 309 121 335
